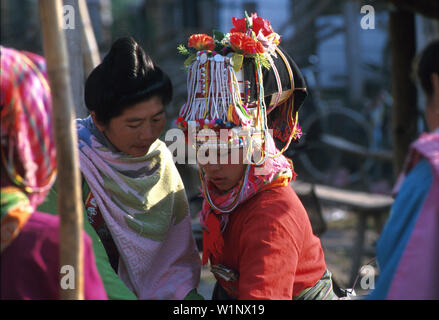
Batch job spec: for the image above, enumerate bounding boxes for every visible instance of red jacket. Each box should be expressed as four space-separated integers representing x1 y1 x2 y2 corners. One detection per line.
210 185 327 299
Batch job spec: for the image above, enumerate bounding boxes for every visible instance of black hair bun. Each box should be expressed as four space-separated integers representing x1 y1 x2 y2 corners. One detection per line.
103 37 153 93
85 37 172 125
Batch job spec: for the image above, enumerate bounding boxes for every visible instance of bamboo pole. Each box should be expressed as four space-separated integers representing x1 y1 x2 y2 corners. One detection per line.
38 0 84 300
78 0 100 76
64 0 88 119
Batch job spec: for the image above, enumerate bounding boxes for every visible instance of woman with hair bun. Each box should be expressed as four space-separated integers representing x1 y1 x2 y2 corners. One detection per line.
40 37 202 300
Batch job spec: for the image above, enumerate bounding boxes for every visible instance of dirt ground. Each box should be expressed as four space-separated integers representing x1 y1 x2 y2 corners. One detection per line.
196 206 382 299
319 207 381 296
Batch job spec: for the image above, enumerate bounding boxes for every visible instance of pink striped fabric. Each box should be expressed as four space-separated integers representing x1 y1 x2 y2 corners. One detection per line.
0 46 57 207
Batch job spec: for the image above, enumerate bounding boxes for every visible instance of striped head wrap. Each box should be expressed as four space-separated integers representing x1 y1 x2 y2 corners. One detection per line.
0 46 57 205
1 46 57 250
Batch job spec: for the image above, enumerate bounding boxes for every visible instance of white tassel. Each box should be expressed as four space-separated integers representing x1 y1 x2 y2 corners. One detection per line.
183 54 250 123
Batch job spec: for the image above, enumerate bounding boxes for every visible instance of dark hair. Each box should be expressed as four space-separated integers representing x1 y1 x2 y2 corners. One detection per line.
415 39 439 97
84 37 172 125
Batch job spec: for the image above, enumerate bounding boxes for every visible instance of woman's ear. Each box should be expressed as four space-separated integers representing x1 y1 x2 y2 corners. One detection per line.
90 112 106 132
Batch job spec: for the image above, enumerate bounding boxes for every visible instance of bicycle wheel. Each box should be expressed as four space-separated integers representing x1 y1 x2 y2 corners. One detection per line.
295 106 374 186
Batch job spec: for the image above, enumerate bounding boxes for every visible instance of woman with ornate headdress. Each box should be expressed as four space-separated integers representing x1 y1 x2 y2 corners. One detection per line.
177 13 336 300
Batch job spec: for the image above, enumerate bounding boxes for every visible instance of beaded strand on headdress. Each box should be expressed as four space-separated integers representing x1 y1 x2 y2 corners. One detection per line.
199 163 251 214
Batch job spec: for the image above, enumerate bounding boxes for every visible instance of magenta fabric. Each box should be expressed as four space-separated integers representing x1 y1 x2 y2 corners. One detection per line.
388 132 439 299
1 211 107 300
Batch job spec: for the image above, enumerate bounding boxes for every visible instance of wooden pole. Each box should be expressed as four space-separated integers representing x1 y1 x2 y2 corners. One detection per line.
389 8 418 178
38 0 84 300
78 0 101 77
64 0 88 119
344 0 363 105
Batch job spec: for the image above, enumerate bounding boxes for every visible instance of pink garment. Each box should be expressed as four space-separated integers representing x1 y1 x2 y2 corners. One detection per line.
1 211 107 300
388 132 439 299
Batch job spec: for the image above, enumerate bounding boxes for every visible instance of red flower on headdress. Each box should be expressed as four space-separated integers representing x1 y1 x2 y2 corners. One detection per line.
229 32 245 52
188 34 215 51
242 36 265 54
229 32 265 55
230 13 273 37
251 13 273 37
230 17 247 33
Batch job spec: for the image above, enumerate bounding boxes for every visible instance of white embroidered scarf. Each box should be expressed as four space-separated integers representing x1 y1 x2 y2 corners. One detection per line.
77 116 200 299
